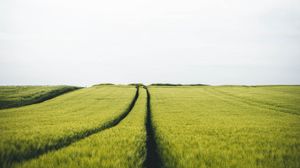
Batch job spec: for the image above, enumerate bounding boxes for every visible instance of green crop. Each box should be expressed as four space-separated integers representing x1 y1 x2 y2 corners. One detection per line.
208 85 300 115
149 86 300 168
0 86 80 109
0 85 136 167
1 85 299 168
15 87 147 168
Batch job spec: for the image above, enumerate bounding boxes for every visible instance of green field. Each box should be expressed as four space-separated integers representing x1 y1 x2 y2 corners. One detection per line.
0 86 80 109
15 87 147 168
0 85 137 167
0 85 299 168
150 86 300 168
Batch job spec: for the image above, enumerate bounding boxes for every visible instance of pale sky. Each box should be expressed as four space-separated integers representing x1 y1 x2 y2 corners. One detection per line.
1 0 300 86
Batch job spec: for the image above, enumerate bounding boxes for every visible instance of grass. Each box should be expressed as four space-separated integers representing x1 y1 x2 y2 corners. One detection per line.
0 85 137 167
149 86 300 168
14 87 147 168
0 86 80 109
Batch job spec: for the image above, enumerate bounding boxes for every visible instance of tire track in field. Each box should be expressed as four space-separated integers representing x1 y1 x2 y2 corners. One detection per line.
9 86 139 167
144 87 162 168
205 88 299 116
0 87 81 110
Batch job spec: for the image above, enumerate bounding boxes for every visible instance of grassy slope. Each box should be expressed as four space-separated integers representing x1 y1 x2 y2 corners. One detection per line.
0 86 80 109
149 86 300 168
15 87 147 168
0 85 136 167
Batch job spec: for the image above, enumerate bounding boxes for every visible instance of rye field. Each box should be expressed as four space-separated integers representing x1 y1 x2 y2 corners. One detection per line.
0 85 299 168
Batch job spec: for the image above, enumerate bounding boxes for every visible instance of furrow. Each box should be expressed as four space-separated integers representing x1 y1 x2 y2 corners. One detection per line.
8 86 139 168
144 87 162 168
0 86 81 110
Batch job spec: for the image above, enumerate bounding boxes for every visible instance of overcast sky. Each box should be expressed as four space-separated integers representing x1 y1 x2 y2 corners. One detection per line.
0 0 300 86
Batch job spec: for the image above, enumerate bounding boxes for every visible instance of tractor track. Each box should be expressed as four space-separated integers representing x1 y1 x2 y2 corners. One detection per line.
144 87 162 168
7 86 140 168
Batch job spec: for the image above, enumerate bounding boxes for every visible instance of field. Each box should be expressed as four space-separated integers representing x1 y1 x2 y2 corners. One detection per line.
0 85 137 167
0 86 80 109
14 87 147 168
150 86 300 168
0 85 299 168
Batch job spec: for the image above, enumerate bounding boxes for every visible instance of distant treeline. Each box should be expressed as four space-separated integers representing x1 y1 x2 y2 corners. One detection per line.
93 83 208 87
149 83 208 86
92 83 115 86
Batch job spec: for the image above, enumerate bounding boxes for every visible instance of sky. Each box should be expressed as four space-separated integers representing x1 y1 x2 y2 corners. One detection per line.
0 0 300 86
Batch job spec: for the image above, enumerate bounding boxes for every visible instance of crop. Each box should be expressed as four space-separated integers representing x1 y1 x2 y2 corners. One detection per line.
15 87 147 168
0 85 137 167
149 86 300 168
209 85 300 115
0 86 80 109
1 85 300 168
